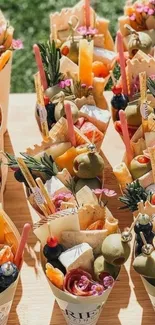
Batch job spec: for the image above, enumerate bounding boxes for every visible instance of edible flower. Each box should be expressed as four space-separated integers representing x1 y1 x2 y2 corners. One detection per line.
93 188 117 197
12 39 23 50
77 26 98 36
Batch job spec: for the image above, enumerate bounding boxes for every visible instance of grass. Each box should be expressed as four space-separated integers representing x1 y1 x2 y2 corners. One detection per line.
1 0 125 93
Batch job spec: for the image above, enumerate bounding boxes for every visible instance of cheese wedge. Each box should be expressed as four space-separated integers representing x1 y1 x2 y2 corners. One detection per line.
76 186 98 206
61 230 108 255
58 243 94 272
80 104 110 132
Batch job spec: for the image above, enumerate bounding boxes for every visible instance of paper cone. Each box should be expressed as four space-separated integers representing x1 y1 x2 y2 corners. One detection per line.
0 207 21 325
114 125 154 192
0 54 12 135
141 276 155 310
0 107 8 205
40 248 116 325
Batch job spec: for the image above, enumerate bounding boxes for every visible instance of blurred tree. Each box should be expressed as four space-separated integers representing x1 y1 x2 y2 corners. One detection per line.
1 0 124 92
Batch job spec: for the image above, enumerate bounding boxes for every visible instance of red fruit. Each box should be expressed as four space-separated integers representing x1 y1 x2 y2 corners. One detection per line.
44 96 50 106
114 121 137 139
47 237 58 248
151 193 155 205
61 46 69 56
137 156 150 164
112 85 122 95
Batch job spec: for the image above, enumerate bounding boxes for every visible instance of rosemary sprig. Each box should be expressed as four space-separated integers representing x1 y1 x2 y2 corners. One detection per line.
65 178 79 207
4 152 58 178
38 40 63 87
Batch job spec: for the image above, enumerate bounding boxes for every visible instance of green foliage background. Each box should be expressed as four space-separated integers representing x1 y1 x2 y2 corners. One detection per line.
1 0 125 93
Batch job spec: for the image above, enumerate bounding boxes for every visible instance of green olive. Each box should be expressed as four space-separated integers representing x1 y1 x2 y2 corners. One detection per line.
61 40 79 64
101 233 131 266
129 155 151 180
73 151 104 179
128 32 152 58
94 255 120 280
54 100 79 123
75 177 101 193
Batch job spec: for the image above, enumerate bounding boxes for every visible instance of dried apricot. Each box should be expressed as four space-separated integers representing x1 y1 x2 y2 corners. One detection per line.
92 61 109 78
46 263 64 289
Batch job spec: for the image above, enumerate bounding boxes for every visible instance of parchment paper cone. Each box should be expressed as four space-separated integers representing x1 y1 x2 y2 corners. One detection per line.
114 125 154 193
0 54 12 135
133 235 155 311
41 250 114 325
33 207 119 325
0 207 21 325
141 277 155 310
0 106 8 205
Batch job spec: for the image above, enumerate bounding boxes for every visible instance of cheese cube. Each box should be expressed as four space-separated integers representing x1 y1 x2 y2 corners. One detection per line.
58 243 94 272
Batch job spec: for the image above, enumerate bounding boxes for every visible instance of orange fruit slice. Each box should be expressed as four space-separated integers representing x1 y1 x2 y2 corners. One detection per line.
46 263 64 289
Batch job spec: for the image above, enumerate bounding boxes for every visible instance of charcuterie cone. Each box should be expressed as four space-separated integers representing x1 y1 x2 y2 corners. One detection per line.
0 54 12 135
0 207 21 325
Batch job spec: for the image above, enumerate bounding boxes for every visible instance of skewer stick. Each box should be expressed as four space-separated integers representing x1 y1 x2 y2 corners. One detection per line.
64 103 76 147
110 70 116 85
36 177 56 214
139 72 148 134
148 147 155 183
119 110 134 164
140 231 147 246
34 72 49 142
14 223 31 268
17 158 49 218
116 31 128 96
91 130 96 145
33 44 48 91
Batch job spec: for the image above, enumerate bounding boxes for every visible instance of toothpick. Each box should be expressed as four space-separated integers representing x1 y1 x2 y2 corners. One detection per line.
137 200 145 214
110 70 116 85
140 231 147 246
47 222 51 237
91 130 96 145
128 214 140 234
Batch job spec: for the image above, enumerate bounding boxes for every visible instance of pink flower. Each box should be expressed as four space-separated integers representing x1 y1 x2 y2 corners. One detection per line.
149 0 155 4
77 26 98 36
148 8 154 15
150 74 155 81
102 189 117 197
58 80 65 89
129 13 136 21
136 4 144 13
64 79 71 87
12 39 23 50
143 5 149 13
92 188 117 197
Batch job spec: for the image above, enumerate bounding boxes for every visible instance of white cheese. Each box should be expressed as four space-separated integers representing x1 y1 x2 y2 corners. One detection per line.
58 243 94 272
93 47 117 65
80 104 110 124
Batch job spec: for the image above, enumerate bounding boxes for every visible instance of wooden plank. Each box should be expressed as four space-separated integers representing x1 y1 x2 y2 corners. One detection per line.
3 93 154 324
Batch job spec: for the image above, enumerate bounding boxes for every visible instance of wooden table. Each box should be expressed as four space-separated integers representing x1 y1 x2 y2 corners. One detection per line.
4 93 155 325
